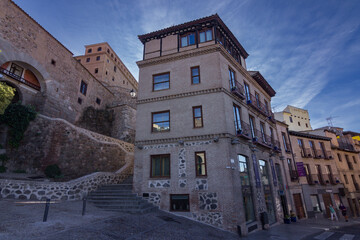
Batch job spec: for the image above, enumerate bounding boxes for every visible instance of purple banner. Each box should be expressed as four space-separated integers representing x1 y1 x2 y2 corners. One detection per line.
296 162 306 177
269 158 278 186
252 153 261 188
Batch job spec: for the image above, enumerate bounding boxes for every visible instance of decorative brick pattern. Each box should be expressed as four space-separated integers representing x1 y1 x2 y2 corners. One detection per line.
179 179 187 188
192 212 223 227
145 192 161 205
199 192 218 210
148 180 170 188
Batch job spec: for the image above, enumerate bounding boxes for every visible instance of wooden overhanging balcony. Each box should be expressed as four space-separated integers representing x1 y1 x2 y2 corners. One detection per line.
230 81 245 100
301 148 313 158
0 67 41 91
246 93 275 123
290 170 298 181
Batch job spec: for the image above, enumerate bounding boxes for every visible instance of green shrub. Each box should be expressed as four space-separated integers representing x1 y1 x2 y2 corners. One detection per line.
0 82 15 114
0 103 37 148
0 165 6 173
44 164 61 178
0 154 8 166
13 169 26 173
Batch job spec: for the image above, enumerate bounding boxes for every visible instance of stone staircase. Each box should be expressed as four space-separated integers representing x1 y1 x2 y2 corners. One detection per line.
87 176 157 214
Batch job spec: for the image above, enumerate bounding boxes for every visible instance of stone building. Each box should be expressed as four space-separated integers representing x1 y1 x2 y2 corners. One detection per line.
310 127 360 217
133 14 284 235
0 0 136 176
287 130 343 219
74 42 138 92
274 105 312 131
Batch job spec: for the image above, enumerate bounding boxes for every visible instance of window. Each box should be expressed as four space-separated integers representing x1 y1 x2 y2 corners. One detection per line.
260 122 266 143
229 68 236 89
96 56 100 61
97 47 102 51
287 158 293 170
282 132 289 152
77 97 82 104
259 160 269 185
264 100 269 113
191 66 200 84
238 155 255 223
298 139 304 154
94 68 98 74
309 141 316 157
80 80 87 96
114 66 116 72
112 77 115 81
344 175 349 184
107 59 110 63
353 156 357 164
244 82 250 102
77 59 81 63
51 59 56 66
199 29 212 43
111 53 114 58
96 98 101 105
105 71 108 75
153 72 170 91
192 106 203 128
87 48 92 53
289 116 293 123
319 142 326 157
195 152 207 176
306 123 309 128
269 127 274 142
233 104 242 133
338 153 342 162
86 58 90 62
152 111 170 132
170 194 189 211
151 154 170 178
181 33 195 47
107 49 110 54
249 115 256 139
9 63 24 77
310 195 322 212
298 122 301 126
255 92 260 108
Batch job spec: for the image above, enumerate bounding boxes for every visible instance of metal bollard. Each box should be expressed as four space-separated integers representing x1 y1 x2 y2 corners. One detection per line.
82 197 87 216
43 198 50 222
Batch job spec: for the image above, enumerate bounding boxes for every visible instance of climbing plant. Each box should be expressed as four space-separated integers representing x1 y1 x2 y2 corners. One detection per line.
0 82 15 114
0 103 37 148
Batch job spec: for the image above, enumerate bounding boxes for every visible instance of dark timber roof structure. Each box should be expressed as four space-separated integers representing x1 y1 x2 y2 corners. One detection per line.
138 14 249 59
249 71 276 97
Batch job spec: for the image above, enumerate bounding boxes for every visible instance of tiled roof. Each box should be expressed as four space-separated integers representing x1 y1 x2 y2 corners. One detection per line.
289 130 331 141
248 71 276 97
138 14 249 58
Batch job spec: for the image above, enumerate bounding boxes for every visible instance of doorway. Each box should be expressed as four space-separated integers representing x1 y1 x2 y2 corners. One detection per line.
293 193 305 219
322 193 332 218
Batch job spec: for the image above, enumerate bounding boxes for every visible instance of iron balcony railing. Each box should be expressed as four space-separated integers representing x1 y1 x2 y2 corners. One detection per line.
230 80 245 100
272 139 281 152
328 174 340 185
0 67 40 91
234 120 251 139
301 148 312 158
290 170 298 182
254 129 272 149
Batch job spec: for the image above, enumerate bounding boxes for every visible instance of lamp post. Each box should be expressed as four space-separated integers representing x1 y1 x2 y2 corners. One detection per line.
130 89 136 98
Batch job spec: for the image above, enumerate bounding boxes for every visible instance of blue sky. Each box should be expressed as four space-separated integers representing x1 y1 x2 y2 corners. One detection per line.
13 0 360 132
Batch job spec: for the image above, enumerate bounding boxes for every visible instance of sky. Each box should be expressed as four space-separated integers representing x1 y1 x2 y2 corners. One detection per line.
12 0 360 132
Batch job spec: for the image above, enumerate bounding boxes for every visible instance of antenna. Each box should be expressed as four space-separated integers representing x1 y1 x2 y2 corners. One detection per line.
326 116 338 127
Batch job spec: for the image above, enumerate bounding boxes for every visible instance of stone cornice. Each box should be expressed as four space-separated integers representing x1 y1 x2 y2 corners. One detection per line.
135 133 232 145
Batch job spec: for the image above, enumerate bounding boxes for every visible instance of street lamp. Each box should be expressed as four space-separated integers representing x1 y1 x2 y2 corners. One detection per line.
130 89 136 98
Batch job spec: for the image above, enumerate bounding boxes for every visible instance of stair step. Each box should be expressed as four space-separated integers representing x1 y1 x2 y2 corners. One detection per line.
87 196 140 200
89 192 136 196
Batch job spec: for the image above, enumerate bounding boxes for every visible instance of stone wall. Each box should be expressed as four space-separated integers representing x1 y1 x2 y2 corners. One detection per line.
76 106 114 137
0 161 133 200
5 114 134 179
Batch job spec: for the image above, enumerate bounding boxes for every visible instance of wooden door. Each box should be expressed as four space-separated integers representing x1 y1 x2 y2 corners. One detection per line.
293 193 305 219
322 193 332 218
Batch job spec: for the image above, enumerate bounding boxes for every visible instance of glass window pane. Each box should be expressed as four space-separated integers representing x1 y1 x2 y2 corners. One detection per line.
153 112 169 122
188 34 195 45
153 122 170 132
181 37 187 47
192 76 199 84
154 74 169 83
194 118 202 128
194 108 201 117
199 32 205 43
192 68 199 76
154 81 169 90
163 156 170 176
206 30 212 40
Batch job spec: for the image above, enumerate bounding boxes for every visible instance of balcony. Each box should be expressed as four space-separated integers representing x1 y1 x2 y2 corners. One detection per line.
0 67 41 91
324 151 333 160
314 149 324 159
354 182 360 192
230 81 245 100
290 170 298 181
328 174 340 185
246 93 270 117
254 129 272 149
317 174 326 185
272 140 281 152
306 174 316 185
234 120 251 140
301 148 312 158
346 161 354 170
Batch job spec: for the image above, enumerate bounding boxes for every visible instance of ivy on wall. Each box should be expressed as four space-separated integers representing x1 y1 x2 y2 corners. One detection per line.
0 103 37 148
